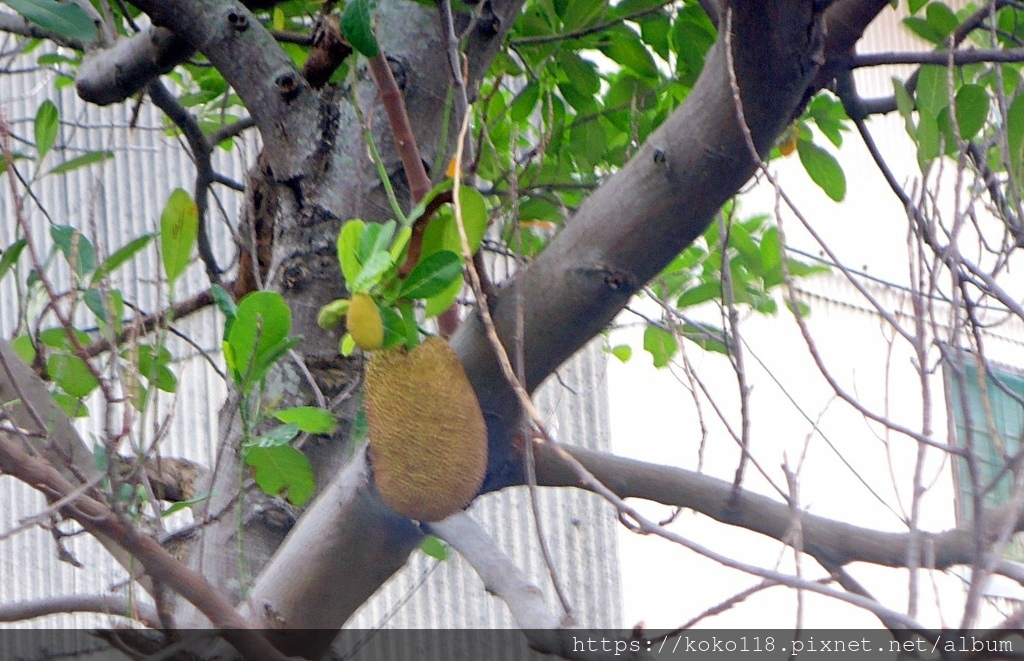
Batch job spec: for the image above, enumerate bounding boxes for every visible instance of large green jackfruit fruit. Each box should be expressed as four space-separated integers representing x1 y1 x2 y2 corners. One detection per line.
365 337 487 521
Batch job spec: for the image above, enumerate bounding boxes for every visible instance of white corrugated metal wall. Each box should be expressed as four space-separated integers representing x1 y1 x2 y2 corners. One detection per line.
0 37 622 653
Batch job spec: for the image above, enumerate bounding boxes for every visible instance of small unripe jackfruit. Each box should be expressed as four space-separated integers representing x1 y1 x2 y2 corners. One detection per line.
365 337 487 521
347 293 384 350
317 298 350 330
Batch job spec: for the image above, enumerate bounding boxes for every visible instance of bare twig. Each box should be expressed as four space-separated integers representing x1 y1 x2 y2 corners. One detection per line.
0 594 161 628
147 79 223 286
511 0 674 46
367 53 431 204
0 432 288 660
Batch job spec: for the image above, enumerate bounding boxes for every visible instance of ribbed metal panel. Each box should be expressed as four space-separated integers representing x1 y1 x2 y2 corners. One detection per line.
0 43 622 647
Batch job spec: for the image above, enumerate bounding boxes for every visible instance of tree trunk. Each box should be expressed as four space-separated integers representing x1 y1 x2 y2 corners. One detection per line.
122 0 825 651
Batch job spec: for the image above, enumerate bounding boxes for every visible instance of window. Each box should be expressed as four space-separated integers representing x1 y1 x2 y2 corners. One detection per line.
946 357 1024 560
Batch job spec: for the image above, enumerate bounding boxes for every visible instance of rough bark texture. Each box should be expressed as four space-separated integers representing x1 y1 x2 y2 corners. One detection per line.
238 2 825 649
459 0 824 491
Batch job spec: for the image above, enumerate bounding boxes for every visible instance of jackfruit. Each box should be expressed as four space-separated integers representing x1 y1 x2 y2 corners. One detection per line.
365 336 487 521
347 293 384 350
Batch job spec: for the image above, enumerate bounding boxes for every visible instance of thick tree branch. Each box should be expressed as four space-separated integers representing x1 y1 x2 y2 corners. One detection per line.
534 443 1020 580
0 432 287 660
429 520 650 661
455 1 827 492
243 447 422 659
125 0 318 181
810 0 893 85
76 0 294 106
429 513 562 631
77 26 192 106
0 338 154 587
240 2 829 651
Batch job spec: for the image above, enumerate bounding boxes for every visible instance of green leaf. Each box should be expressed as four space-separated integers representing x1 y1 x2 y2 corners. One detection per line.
915 65 950 116
39 326 89 351
671 6 716 85
351 250 393 293
52 391 88 417
47 353 99 398
135 344 177 393
510 80 540 122
227 291 292 386
273 406 338 434
424 276 463 318
211 284 238 334
341 0 379 57
643 324 677 368
641 13 672 63
598 24 658 81
51 224 96 279
796 139 846 201
358 220 396 264
34 100 58 161
562 0 605 31
806 94 848 147
1006 93 1024 177
916 108 940 164
677 281 720 308
248 423 301 448
337 219 366 285
0 239 27 282
893 77 914 120
954 84 988 140
340 332 356 356
246 445 315 506
92 232 155 283
317 298 350 330
760 226 783 287
378 303 407 349
902 16 945 44
83 288 124 335
727 223 761 274
399 250 463 299
4 0 97 43
557 52 600 96
12 334 36 365
162 493 210 517
420 535 449 561
420 187 489 258
46 150 113 175
925 2 958 40
607 344 632 363
680 322 728 354
160 188 199 284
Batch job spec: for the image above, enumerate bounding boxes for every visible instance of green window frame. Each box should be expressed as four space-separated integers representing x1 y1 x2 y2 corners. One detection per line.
947 358 1024 550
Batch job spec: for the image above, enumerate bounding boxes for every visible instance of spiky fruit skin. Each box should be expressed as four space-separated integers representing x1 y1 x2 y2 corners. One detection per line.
347 293 384 350
365 337 488 521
